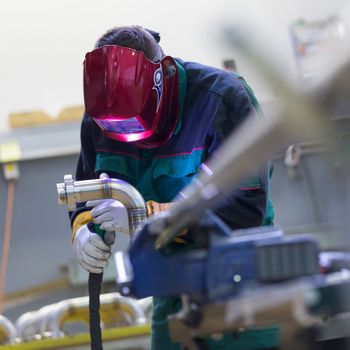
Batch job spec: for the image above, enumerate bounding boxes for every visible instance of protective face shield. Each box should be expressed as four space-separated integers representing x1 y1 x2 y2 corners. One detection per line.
84 45 180 148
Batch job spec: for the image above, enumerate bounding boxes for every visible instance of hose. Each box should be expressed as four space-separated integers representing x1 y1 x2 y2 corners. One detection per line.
89 273 104 350
0 180 15 314
88 230 115 350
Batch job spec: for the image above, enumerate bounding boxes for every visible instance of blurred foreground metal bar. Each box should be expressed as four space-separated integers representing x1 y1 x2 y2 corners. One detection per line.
154 27 336 249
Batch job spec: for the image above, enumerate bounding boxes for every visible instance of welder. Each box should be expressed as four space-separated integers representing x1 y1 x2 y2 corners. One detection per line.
70 25 278 350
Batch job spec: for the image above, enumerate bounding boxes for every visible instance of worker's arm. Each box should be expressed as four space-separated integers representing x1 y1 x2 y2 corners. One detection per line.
207 75 273 230
69 114 98 240
212 168 269 229
69 115 131 272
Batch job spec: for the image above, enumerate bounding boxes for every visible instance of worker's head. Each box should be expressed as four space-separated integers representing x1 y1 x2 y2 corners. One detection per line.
95 25 163 62
83 25 180 148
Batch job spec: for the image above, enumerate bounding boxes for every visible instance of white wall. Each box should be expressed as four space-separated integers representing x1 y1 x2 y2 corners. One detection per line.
0 0 349 134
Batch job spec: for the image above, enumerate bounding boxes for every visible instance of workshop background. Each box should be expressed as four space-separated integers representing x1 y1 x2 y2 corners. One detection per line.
0 0 350 349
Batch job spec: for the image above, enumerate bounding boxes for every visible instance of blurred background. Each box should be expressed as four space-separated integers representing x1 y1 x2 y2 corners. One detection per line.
1 0 350 348
0 0 350 128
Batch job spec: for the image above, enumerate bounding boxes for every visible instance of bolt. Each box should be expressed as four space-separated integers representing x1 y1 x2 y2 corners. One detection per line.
233 274 241 283
121 286 130 296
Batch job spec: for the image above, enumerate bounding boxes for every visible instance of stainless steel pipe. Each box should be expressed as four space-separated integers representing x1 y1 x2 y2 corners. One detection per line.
57 174 147 235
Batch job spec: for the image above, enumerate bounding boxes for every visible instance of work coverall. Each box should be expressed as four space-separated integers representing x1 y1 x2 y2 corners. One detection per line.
71 59 278 350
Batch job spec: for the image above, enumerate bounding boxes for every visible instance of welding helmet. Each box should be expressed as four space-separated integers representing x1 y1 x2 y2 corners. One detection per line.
83 45 180 148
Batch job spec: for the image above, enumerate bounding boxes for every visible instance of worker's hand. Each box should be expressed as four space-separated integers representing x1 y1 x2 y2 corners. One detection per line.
73 224 112 274
86 199 129 234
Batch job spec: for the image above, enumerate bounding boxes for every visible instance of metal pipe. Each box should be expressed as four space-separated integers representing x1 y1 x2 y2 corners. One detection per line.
14 294 146 340
15 306 53 341
56 174 147 234
45 293 146 338
0 315 17 344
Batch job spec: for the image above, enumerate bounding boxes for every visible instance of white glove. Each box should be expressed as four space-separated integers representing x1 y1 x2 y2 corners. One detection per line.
73 224 112 274
86 199 129 234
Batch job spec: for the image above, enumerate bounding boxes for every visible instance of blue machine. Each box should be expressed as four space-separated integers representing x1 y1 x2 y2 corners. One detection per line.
115 211 320 302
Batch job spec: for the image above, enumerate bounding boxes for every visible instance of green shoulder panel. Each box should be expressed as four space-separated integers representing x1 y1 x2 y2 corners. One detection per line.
173 60 187 135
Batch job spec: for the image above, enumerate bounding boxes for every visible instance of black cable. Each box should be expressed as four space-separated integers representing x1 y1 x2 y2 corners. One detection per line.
89 272 104 350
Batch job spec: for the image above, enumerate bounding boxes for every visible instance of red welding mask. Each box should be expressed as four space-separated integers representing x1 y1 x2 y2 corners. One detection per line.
83 45 180 148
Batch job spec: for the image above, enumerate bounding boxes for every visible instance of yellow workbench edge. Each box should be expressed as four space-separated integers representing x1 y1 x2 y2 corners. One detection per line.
0 324 150 349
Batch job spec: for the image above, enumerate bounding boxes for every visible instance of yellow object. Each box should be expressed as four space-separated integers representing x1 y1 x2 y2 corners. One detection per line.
56 299 143 329
2 162 19 181
8 106 84 129
57 106 84 122
0 324 150 350
146 201 187 243
0 142 21 163
8 111 52 128
146 200 173 216
4 163 15 173
0 328 9 345
71 211 93 242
